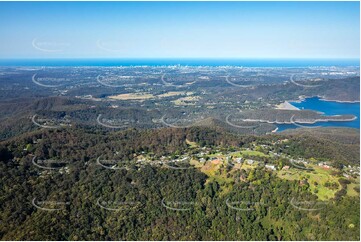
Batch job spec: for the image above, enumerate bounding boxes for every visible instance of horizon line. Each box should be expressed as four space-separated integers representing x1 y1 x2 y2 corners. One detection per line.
0 57 359 60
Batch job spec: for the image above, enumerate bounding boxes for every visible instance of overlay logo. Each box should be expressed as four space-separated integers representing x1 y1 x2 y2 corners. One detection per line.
32 38 70 53
32 197 69 211
161 198 195 211
32 156 70 170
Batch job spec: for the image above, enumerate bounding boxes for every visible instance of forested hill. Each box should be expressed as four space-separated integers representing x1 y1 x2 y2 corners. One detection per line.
1 126 359 166
0 126 359 240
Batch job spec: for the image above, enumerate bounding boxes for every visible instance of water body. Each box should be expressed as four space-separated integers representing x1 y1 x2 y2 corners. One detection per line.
277 97 360 132
0 58 359 67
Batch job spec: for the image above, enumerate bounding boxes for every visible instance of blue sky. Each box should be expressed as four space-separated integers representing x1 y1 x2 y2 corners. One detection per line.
0 1 359 59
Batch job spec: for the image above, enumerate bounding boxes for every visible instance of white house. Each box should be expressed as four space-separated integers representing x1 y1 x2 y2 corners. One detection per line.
265 164 276 170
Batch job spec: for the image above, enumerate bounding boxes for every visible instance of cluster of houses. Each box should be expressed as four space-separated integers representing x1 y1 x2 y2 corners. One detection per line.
132 145 287 172
25 137 359 183
318 162 332 169
231 157 256 165
265 164 276 171
343 165 360 178
290 158 309 166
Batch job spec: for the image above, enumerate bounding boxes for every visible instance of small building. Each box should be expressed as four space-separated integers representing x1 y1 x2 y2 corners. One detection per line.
247 159 254 165
318 162 331 169
181 157 188 161
282 165 290 170
299 179 308 186
235 158 243 164
211 159 221 165
265 164 276 171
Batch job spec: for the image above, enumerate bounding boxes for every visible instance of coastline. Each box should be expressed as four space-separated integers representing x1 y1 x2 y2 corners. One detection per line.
319 97 360 103
240 115 357 124
292 95 360 104
275 101 300 110
271 127 279 133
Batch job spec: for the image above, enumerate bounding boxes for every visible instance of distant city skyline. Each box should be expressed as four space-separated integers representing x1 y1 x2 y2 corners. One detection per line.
0 1 359 59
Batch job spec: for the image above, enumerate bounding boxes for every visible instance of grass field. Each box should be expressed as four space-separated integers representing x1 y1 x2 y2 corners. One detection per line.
278 165 342 200
192 149 359 201
186 139 199 148
189 159 203 169
157 91 185 97
172 95 200 106
346 181 360 197
109 92 155 100
194 158 234 195
240 162 258 170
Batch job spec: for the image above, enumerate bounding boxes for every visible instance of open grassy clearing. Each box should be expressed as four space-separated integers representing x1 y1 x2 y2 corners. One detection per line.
109 92 155 100
278 164 343 200
346 179 360 197
186 139 199 148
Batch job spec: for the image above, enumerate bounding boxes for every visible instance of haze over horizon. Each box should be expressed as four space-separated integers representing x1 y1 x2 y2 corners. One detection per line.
0 1 359 59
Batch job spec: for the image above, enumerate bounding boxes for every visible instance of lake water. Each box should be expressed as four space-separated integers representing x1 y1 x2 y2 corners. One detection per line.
277 97 360 132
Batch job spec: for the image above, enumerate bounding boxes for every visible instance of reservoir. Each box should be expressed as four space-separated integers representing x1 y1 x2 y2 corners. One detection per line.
277 97 360 132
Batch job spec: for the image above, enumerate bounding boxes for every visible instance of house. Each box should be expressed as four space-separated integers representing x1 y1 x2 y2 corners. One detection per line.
239 174 246 181
282 166 290 170
211 159 221 165
235 158 243 164
247 159 254 165
265 164 276 171
318 162 331 169
181 157 188 161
